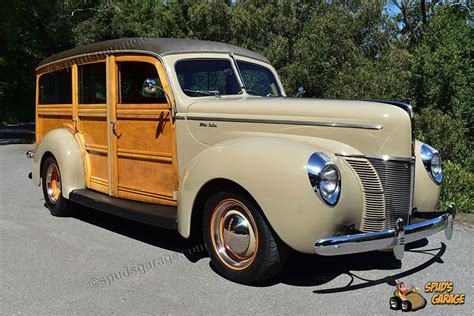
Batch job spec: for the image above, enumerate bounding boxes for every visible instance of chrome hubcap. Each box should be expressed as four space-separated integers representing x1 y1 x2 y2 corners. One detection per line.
211 199 258 270
46 163 61 204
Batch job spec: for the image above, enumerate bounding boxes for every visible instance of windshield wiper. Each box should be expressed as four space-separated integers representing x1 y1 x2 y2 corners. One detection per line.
183 88 220 98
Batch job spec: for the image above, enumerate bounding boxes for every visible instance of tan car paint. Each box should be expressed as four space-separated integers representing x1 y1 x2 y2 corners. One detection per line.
177 136 364 253
414 140 441 212
163 52 441 251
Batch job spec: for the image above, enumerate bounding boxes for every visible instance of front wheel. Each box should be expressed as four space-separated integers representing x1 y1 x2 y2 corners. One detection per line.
41 156 74 217
203 191 288 285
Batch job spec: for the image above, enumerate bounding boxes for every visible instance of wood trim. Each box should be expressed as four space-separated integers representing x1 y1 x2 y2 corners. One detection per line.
89 176 108 193
75 133 91 188
108 55 119 196
35 74 40 144
118 184 176 205
72 64 79 133
155 60 179 190
85 143 108 154
114 55 158 63
117 148 172 163
91 176 108 186
116 110 170 119
116 103 169 110
37 104 73 116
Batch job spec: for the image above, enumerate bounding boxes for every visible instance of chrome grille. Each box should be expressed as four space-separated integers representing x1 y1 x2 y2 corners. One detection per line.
343 156 413 232
367 158 413 229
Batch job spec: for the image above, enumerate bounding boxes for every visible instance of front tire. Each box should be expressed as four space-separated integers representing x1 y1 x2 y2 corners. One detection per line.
41 156 74 217
203 191 288 284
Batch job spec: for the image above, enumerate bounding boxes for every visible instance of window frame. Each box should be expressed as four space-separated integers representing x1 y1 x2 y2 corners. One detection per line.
37 68 73 105
77 60 108 105
116 59 168 106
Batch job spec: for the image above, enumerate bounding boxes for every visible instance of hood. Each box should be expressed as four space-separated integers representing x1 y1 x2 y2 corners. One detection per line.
185 97 413 157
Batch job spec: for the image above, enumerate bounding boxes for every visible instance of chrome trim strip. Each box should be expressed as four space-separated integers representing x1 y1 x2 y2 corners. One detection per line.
336 153 414 162
175 115 383 130
314 211 454 260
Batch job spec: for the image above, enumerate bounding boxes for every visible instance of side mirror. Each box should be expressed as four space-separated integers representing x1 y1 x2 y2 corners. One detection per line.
143 78 160 95
142 78 176 115
295 86 305 98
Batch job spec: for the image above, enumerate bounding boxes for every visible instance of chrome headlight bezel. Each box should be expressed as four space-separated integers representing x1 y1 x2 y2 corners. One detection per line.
420 144 443 185
307 153 341 207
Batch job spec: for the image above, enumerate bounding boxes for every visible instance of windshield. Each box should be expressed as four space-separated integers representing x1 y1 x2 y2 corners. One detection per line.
175 59 241 97
236 60 282 97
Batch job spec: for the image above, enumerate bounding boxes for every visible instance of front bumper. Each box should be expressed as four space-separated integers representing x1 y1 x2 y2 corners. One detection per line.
314 207 455 260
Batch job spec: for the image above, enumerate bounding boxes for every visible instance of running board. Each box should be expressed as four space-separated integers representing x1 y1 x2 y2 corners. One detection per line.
69 189 177 230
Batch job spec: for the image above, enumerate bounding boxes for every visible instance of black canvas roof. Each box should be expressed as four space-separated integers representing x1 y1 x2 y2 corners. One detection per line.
37 37 269 69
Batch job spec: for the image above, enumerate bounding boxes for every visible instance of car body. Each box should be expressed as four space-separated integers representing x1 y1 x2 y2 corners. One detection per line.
30 38 454 284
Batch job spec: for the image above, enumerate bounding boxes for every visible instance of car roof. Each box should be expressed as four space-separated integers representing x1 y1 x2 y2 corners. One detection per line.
37 37 270 69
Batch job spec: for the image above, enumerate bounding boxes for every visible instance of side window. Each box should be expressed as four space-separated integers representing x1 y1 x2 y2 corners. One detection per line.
175 59 240 97
118 62 166 104
79 62 106 104
237 61 282 97
38 69 72 104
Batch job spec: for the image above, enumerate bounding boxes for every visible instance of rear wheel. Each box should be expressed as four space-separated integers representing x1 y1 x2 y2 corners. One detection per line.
203 191 288 284
41 156 74 217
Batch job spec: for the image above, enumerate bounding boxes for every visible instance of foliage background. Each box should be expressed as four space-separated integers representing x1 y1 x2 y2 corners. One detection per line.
0 0 472 212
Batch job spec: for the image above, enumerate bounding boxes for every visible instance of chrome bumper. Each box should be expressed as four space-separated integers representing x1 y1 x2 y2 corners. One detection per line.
314 207 455 260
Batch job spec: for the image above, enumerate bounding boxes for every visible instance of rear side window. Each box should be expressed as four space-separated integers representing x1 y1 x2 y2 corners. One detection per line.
175 59 241 97
38 69 72 104
79 62 106 104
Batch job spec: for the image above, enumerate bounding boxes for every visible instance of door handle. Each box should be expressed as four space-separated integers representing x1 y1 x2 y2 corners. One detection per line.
111 121 120 136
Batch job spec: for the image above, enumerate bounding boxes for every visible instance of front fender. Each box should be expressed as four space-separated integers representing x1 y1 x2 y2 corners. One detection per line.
33 129 85 199
177 136 364 253
413 140 441 212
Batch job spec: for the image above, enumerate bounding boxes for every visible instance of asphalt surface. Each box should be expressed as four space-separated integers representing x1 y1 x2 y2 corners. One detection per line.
1 144 473 315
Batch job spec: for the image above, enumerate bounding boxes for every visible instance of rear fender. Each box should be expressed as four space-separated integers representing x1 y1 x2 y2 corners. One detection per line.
32 129 85 199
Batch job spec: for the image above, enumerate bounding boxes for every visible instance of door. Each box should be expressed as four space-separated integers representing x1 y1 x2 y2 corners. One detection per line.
110 56 178 206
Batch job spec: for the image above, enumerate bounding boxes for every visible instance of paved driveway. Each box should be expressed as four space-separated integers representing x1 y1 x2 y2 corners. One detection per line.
1 144 472 314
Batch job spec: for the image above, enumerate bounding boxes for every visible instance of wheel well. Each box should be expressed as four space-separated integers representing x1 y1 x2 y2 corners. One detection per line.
190 178 257 240
39 151 54 179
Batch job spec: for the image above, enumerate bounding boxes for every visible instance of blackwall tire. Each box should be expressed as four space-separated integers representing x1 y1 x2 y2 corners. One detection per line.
41 156 74 217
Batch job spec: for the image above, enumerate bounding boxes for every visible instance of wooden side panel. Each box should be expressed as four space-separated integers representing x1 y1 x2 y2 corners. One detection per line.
79 114 109 193
37 111 74 142
116 106 176 205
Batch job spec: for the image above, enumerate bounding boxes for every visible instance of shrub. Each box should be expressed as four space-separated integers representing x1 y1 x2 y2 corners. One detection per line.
415 106 472 170
439 161 473 214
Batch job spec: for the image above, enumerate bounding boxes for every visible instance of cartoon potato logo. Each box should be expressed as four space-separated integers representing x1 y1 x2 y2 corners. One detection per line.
389 282 427 312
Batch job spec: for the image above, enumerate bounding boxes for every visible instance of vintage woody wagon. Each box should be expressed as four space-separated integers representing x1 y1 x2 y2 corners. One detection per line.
30 38 455 284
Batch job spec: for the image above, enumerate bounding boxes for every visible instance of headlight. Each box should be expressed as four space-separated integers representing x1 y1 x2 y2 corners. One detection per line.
420 144 443 184
307 153 341 206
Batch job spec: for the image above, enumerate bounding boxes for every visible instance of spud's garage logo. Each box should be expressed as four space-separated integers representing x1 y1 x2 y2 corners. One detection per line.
425 282 465 305
389 282 427 312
